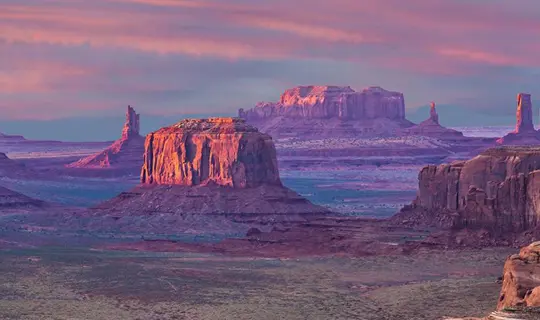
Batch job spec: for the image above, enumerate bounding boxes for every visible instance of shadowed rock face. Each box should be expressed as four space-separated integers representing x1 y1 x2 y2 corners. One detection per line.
401 102 464 139
141 117 281 188
66 106 145 169
396 146 540 235
0 186 45 209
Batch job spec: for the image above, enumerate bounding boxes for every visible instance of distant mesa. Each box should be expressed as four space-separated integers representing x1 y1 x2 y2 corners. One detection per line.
497 93 540 145
91 117 329 220
400 101 464 139
239 85 414 138
0 132 25 141
66 106 145 170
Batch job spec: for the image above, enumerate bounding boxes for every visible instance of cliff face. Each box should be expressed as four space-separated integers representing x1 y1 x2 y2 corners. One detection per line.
67 106 145 169
404 147 540 233
239 86 406 121
141 118 281 188
498 242 540 310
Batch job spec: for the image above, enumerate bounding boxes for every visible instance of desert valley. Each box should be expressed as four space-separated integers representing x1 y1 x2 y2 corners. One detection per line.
0 84 540 319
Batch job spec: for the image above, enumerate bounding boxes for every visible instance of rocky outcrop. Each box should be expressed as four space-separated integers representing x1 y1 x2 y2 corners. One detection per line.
141 117 281 188
66 106 145 170
498 94 540 145
395 146 540 236
84 118 329 227
400 102 464 139
239 86 414 138
497 242 540 310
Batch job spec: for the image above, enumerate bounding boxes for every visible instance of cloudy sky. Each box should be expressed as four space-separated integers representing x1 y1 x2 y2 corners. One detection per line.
1 0 539 121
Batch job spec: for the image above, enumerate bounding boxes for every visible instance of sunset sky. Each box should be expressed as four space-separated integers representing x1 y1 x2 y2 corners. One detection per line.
1 0 539 121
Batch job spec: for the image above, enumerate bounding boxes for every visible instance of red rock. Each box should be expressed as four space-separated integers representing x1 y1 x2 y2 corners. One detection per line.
497 93 540 145
498 241 540 310
66 106 145 169
239 86 414 138
141 117 281 188
78 117 329 231
395 146 540 235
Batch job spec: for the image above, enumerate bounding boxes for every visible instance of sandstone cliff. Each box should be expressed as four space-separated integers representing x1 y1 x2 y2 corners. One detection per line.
238 86 414 138
66 106 145 170
498 241 540 310
401 102 464 139
86 117 329 224
498 93 540 145
141 117 281 188
395 146 540 236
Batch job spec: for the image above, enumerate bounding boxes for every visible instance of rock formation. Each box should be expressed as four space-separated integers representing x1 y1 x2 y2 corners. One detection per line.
498 241 540 310
497 93 540 145
401 102 464 139
238 86 414 138
141 117 281 188
86 118 329 226
66 106 145 170
395 146 540 239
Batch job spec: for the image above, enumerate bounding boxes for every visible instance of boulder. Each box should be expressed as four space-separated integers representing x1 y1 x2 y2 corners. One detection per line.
66 106 145 170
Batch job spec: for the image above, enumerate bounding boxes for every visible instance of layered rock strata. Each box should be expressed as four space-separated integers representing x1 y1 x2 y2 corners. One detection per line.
396 146 540 236
239 86 414 138
67 106 145 169
401 102 464 139
497 93 540 145
89 118 329 223
141 117 281 188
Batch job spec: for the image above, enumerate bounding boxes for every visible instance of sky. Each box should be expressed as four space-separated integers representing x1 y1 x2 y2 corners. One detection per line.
1 0 540 123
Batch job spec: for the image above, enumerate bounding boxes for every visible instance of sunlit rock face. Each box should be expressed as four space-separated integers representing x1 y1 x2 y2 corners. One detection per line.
238 86 414 138
498 242 540 310
140 117 281 188
497 93 540 145
67 106 145 169
239 85 406 121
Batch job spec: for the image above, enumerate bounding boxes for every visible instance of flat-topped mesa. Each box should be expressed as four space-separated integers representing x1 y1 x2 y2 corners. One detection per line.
121 105 141 140
239 85 406 121
516 93 535 133
140 117 281 188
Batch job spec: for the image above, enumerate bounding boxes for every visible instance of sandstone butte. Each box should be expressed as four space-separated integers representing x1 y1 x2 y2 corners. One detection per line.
93 117 330 216
394 146 540 244
238 85 415 138
498 93 540 145
66 106 145 169
400 101 464 139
